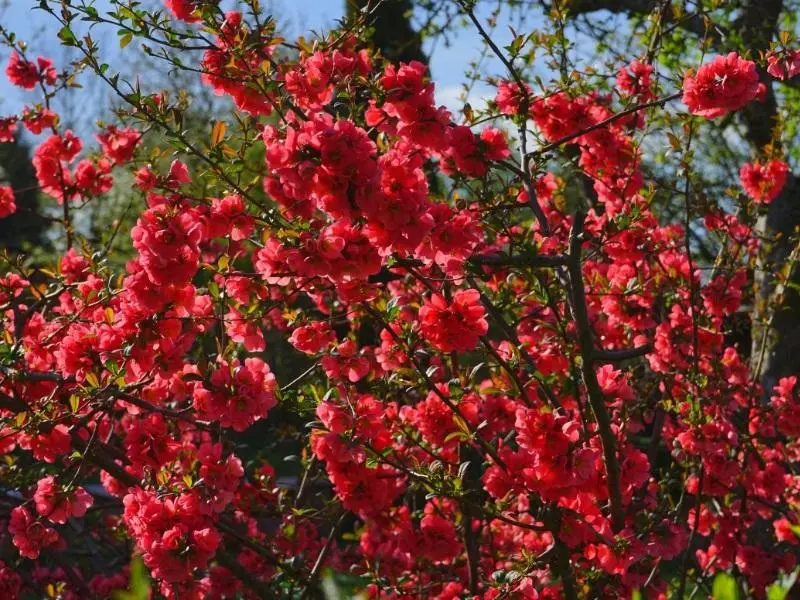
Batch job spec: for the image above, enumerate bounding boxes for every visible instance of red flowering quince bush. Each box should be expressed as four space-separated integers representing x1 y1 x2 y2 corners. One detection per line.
0 0 799 599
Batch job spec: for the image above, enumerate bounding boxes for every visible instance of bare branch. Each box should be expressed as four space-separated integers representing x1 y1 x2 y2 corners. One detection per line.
566 212 625 532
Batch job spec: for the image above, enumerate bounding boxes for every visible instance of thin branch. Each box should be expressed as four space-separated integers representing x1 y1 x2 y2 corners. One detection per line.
302 512 347 599
469 253 569 269
528 92 682 158
216 550 277 600
566 211 625 532
593 343 653 363
455 0 550 232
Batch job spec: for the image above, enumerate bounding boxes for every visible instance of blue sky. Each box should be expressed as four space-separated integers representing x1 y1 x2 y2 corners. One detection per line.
0 0 530 125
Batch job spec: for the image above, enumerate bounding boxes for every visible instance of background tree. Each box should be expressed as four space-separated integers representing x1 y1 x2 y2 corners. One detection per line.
0 138 50 255
346 0 426 64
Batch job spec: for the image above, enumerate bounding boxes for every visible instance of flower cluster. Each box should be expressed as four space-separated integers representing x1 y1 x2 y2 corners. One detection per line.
682 52 763 118
740 158 790 204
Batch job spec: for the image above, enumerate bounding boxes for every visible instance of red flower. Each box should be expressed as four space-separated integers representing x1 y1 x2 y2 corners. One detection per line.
6 54 57 90
682 52 762 118
0 186 16 218
224 307 265 352
96 126 141 165
766 49 800 80
0 561 21 599
22 106 58 134
32 131 83 203
442 126 510 177
164 0 202 22
207 194 253 241
495 80 532 116
0 117 17 142
8 507 60 559
75 159 113 197
289 321 336 354
617 59 655 101
130 204 205 285
739 159 789 204
6 52 40 90
167 159 191 186
419 288 488 352
320 340 371 382
33 476 94 524
193 358 277 431
420 511 459 562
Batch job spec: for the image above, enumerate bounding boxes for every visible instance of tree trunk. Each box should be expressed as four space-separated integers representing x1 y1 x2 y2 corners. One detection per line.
346 0 426 65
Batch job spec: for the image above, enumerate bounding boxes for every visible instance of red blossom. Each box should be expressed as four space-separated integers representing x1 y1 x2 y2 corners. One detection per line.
6 52 56 90
96 126 141 165
766 49 800 80
740 158 790 204
419 288 488 352
682 52 762 118
8 507 60 559
0 185 16 218
164 0 202 22
33 476 94 524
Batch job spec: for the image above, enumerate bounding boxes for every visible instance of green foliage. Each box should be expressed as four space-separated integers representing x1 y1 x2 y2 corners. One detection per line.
0 138 50 256
321 569 370 600
767 569 799 600
712 572 739 600
111 557 151 600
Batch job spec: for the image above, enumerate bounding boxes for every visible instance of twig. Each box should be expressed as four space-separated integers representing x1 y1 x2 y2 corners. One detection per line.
216 550 277 600
593 343 653 363
455 0 550 232
469 253 569 269
529 91 682 158
301 512 346 599
280 362 319 392
675 467 704 599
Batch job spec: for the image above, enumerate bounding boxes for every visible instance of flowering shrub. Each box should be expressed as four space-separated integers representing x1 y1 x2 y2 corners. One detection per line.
0 1 798 599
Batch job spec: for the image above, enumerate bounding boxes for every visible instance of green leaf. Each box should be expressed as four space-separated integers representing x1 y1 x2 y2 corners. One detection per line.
767 568 799 600
321 571 343 600
58 26 77 45
712 572 739 600
443 430 470 443
119 32 133 48
84 372 100 389
632 590 643 600
112 557 151 600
